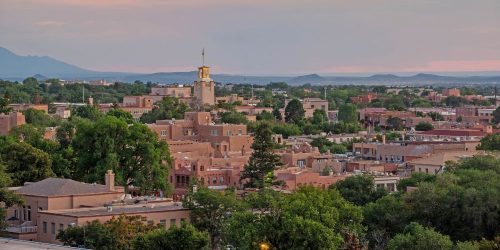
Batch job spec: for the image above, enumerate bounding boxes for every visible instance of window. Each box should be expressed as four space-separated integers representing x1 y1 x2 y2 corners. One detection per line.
227 130 232 136
59 224 64 232
200 165 205 171
147 220 154 226
170 219 176 227
14 209 18 219
43 222 47 233
220 176 224 184
211 130 219 136
160 130 167 136
51 223 55 234
238 129 243 135
22 206 26 220
212 177 217 184
297 160 306 168
160 220 166 226
181 218 186 223
27 206 31 221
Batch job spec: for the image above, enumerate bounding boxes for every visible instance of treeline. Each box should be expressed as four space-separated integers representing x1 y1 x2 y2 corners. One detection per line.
0 78 150 104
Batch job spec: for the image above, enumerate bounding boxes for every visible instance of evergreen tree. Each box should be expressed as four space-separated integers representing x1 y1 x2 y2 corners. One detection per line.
240 122 282 188
284 99 305 123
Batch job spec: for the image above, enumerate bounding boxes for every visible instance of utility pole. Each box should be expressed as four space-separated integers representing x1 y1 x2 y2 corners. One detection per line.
82 84 85 104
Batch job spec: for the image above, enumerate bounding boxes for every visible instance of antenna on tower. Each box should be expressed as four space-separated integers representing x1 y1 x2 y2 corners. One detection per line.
202 48 205 66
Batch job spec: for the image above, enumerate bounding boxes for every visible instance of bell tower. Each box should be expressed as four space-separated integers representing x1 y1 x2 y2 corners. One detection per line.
193 49 215 106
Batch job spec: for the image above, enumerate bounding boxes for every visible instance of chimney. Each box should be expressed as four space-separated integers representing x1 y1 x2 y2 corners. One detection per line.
105 170 115 191
382 134 386 144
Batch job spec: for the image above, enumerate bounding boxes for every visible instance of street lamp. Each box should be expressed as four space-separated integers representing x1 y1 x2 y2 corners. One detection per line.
259 242 270 250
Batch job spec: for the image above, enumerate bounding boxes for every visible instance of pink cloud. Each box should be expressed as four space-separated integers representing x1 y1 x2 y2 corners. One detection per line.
323 60 500 73
403 60 500 72
33 20 65 27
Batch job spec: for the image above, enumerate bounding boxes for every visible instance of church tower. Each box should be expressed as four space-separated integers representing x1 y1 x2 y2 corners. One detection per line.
193 50 215 106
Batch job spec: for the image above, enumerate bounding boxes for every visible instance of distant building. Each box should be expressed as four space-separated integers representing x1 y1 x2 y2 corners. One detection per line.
0 111 25 136
442 88 461 97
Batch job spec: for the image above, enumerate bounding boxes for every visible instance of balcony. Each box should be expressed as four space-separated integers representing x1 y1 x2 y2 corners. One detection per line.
5 221 37 234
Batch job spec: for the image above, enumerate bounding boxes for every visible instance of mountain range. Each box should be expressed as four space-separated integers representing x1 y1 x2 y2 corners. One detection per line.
1 47 500 85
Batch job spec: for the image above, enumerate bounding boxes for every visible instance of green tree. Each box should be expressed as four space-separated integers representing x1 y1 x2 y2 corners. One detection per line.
386 116 404 130
223 187 364 250
338 104 358 123
272 108 282 120
272 123 301 138
284 99 305 123
23 108 61 127
312 109 328 125
0 161 23 229
57 215 158 249
72 105 103 121
220 111 248 124
388 222 453 250
0 96 13 114
477 134 500 151
363 195 410 249
106 108 135 124
428 111 444 121
331 175 388 206
0 141 54 186
397 172 436 191
493 106 500 123
256 110 275 121
384 96 407 111
72 116 171 193
241 122 282 188
183 187 240 250
140 96 189 123
415 121 434 131
134 223 210 250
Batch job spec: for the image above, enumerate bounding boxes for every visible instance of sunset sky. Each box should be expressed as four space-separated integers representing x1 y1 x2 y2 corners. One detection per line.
1 0 499 75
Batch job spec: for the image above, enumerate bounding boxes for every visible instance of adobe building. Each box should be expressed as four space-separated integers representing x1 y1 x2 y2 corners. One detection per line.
4 170 189 244
0 111 25 136
9 104 49 113
281 98 329 119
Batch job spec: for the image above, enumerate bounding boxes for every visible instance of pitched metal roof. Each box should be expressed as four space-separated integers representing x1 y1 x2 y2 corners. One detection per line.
16 178 115 197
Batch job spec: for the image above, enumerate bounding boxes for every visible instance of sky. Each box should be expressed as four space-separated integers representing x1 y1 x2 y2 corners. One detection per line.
1 0 500 75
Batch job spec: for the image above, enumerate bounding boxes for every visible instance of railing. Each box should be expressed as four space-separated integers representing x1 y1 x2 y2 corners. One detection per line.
5 225 37 233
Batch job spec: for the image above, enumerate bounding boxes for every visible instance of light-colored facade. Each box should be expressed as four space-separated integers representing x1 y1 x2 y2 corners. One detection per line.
194 66 215 106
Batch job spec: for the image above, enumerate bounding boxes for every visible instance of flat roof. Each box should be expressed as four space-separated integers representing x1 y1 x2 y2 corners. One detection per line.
0 238 81 250
39 202 187 218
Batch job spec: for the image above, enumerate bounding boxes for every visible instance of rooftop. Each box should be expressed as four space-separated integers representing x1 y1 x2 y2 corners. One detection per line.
15 178 119 197
39 202 187 218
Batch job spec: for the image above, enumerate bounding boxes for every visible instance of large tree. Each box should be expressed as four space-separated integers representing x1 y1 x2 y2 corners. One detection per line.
72 116 172 193
284 99 305 123
331 175 387 206
183 187 240 250
220 111 248 124
0 141 54 186
0 96 12 114
57 215 158 249
476 134 500 151
140 96 189 123
493 106 500 124
338 104 358 123
240 122 282 188
223 187 365 250
415 121 434 131
0 161 23 229
106 108 135 124
134 223 210 250
388 222 453 250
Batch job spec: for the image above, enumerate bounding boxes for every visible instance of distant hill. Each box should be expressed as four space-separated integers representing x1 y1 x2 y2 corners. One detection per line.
0 47 96 78
1 46 499 85
289 74 326 84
